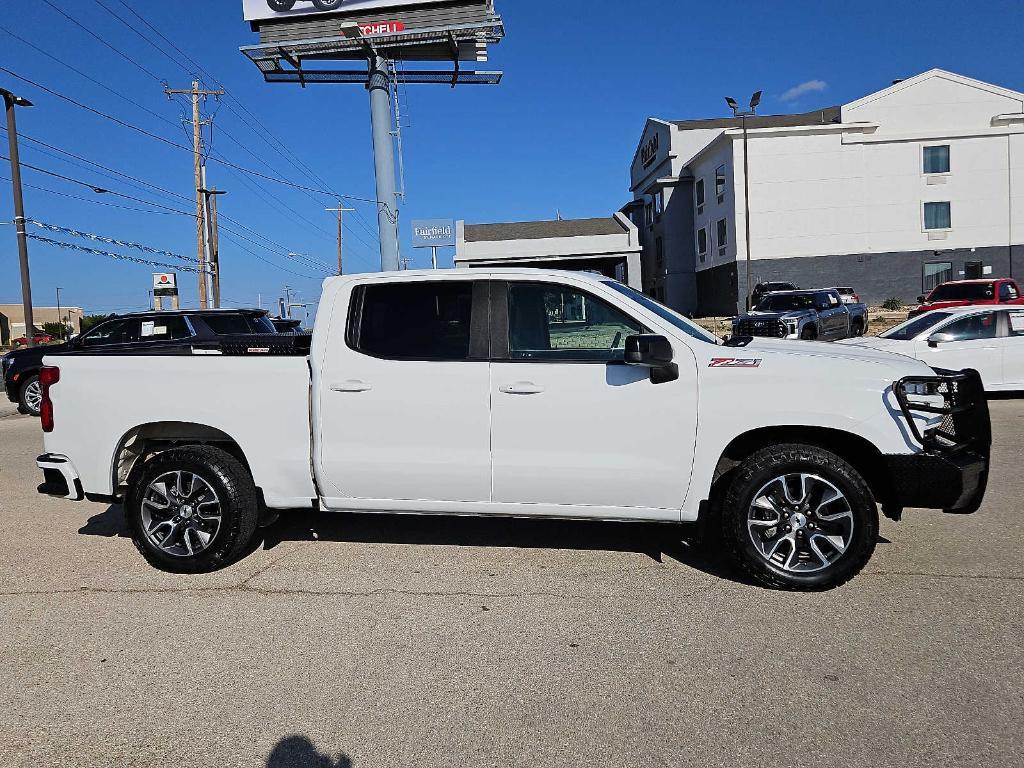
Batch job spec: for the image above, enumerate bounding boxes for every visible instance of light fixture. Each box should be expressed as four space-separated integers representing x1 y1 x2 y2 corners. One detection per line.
0 88 33 108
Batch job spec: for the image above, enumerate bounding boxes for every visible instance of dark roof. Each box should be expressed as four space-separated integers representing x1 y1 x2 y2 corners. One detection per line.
671 106 842 131
464 217 625 243
107 308 266 319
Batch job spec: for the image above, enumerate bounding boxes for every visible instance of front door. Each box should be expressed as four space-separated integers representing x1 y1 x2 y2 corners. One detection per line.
488 279 697 517
316 278 492 505
920 310 1003 388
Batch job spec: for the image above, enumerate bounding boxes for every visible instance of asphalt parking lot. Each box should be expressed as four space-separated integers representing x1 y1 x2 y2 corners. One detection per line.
1 398 1022 768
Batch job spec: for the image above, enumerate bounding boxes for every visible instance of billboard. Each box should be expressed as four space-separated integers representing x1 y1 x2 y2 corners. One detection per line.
243 0 449 22
412 220 456 249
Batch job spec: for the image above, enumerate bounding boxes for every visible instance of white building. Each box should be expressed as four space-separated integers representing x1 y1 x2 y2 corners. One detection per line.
454 215 643 289
626 69 1024 316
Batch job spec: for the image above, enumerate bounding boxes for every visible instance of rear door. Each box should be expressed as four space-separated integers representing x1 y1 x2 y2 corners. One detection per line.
1002 310 1024 388
487 278 697 516
316 277 493 505
817 292 846 339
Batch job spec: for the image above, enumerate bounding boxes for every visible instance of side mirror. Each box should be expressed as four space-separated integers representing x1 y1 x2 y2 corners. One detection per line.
625 334 679 384
917 295 926 304
927 332 955 348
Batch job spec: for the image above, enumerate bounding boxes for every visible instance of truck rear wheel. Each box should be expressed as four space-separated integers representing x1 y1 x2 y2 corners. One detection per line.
126 445 259 573
721 444 878 590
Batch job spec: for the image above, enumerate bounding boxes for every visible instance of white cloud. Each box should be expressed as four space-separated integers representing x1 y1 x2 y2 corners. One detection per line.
780 79 828 103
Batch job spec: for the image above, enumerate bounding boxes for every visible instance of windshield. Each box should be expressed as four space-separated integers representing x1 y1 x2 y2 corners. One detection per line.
755 294 815 312
880 311 954 340
603 282 718 344
927 283 994 301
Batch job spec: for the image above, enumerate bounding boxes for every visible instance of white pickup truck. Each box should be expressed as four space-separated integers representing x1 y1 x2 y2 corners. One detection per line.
35 270 991 590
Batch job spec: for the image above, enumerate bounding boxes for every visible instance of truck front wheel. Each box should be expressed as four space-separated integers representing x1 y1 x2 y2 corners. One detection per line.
721 444 878 590
800 325 818 340
126 446 259 573
19 374 42 417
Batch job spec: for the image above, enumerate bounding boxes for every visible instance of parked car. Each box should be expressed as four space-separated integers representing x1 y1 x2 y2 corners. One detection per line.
2 309 278 416
36 270 990 591
834 287 862 305
838 306 1024 392
909 278 1023 318
733 289 869 340
751 281 799 308
12 333 54 347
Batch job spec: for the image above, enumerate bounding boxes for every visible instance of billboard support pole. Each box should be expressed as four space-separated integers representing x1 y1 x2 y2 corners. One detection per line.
431 246 438 270
367 54 401 273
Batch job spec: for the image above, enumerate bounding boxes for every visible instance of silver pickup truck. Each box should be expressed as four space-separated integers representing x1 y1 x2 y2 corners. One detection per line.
733 289 869 341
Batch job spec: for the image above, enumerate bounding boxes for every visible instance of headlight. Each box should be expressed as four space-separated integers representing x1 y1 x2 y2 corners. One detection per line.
903 381 941 397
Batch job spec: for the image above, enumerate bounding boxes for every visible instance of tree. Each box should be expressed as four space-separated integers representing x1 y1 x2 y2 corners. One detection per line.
42 322 65 339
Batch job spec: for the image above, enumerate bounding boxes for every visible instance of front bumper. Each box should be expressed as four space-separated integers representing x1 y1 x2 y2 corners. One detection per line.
36 454 84 501
889 369 992 514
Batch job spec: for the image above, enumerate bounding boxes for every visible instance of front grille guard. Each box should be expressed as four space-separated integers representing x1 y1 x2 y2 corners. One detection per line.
894 369 992 455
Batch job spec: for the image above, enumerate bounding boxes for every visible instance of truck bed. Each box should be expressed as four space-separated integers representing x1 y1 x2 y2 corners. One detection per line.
42 353 316 508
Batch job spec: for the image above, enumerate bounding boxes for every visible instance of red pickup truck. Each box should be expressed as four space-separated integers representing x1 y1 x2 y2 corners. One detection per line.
909 278 1024 318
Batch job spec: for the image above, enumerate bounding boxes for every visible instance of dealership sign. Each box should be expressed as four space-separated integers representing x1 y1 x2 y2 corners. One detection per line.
412 220 456 248
153 273 178 297
243 0 448 22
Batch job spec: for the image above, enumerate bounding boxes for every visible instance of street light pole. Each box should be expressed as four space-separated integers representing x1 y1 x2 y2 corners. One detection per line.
726 91 761 313
2 87 36 347
55 287 63 340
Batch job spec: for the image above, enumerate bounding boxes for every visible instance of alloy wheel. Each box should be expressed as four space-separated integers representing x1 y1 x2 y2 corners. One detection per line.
747 473 855 574
140 471 223 558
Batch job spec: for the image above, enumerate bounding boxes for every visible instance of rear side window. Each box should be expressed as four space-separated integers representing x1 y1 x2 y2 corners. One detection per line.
202 314 258 335
140 316 192 341
1000 283 1019 302
351 282 475 361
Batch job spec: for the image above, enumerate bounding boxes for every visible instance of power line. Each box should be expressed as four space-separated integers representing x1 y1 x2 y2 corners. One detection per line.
0 66 379 202
27 233 209 273
0 172 190 216
26 219 200 264
39 0 167 85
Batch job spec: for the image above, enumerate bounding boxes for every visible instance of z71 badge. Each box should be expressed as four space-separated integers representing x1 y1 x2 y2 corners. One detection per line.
709 358 763 368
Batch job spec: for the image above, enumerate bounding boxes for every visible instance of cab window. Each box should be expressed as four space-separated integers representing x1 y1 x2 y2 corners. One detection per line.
507 283 645 362
81 319 140 347
940 312 998 341
999 283 1019 302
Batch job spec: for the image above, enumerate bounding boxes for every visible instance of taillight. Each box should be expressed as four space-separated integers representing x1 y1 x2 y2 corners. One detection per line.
854 293 861 303
39 365 59 433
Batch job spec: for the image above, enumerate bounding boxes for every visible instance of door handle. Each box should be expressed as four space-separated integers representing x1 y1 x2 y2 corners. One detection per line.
331 380 372 393
500 382 545 395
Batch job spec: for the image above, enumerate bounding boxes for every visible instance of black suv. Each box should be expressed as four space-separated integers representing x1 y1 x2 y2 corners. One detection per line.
2 309 278 416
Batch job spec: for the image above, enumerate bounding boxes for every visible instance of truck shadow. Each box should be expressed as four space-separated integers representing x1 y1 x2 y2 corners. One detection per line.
78 504 760 585
266 735 352 768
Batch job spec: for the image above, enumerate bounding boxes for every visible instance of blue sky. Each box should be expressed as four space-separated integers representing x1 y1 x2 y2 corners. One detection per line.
1 0 1022 315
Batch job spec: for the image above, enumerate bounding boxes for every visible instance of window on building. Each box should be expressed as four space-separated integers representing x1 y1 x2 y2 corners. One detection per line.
645 202 654 227
923 145 950 175
716 218 729 249
507 283 645 363
655 237 664 271
923 262 953 293
697 227 708 262
350 282 475 361
695 178 706 211
924 201 952 230
654 190 664 219
715 165 727 197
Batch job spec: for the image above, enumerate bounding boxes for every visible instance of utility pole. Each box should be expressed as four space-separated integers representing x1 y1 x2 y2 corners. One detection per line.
399 257 412 270
2 87 36 347
200 176 227 308
284 286 293 319
325 204 355 276
165 81 223 308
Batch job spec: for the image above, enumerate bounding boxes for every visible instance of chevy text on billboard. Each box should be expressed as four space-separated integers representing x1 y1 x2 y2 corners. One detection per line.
243 0 448 23
412 220 456 249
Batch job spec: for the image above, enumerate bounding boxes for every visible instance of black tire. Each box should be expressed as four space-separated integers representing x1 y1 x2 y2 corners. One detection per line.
126 445 259 574
18 374 42 417
721 444 878 591
267 0 297 11
851 320 865 337
800 325 818 340
311 0 345 9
